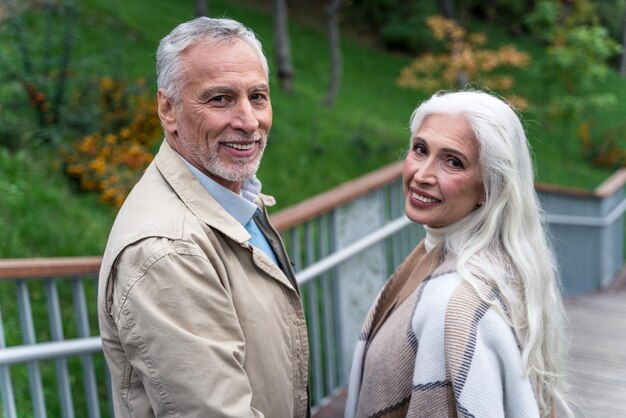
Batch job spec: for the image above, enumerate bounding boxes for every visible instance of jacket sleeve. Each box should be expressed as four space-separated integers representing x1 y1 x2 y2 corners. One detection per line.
111 237 264 418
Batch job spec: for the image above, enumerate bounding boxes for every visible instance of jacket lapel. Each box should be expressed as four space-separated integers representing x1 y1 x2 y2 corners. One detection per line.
155 141 298 293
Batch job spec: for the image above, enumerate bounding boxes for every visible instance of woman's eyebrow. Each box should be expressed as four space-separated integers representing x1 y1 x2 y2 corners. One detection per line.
441 147 467 158
413 136 471 163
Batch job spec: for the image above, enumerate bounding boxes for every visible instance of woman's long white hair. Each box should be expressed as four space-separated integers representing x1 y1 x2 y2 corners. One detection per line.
409 90 570 416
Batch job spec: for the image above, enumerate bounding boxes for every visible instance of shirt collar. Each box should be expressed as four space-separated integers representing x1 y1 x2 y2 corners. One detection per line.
177 154 260 226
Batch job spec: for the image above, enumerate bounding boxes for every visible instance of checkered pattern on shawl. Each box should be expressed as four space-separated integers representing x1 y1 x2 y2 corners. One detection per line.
345 242 540 418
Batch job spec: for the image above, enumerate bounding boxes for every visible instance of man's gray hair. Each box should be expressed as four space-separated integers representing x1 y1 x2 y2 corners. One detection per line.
156 17 269 103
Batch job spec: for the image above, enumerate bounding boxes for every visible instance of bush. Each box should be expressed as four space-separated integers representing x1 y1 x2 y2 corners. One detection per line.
579 121 626 170
0 0 79 145
396 15 530 109
346 0 439 53
63 77 161 207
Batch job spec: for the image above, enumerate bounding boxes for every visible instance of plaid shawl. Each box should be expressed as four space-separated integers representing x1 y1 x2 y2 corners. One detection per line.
345 241 540 418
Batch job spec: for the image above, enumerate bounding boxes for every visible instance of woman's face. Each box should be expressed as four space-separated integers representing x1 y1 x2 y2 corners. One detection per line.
403 113 485 228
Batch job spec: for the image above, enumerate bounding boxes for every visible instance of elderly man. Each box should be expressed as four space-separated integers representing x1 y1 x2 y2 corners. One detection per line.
97 17 309 418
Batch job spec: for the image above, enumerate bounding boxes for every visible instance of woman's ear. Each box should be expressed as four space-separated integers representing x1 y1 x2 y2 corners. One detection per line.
476 189 486 208
157 89 177 135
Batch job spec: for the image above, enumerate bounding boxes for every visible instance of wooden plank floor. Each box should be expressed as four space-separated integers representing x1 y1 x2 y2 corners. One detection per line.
563 288 626 417
313 269 626 418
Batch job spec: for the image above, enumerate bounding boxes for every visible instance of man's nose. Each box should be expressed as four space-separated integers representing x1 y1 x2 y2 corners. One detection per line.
231 100 259 133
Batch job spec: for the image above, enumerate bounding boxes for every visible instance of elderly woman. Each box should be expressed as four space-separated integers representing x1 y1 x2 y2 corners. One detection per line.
345 90 570 418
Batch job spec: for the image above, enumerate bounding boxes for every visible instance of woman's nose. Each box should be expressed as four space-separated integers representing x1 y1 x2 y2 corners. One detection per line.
413 158 436 184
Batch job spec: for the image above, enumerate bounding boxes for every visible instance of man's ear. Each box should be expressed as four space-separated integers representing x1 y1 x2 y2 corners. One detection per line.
157 89 177 135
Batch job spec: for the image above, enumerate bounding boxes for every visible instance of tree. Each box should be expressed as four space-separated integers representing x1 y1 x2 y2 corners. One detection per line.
525 0 621 163
619 11 626 77
323 0 342 106
273 0 294 91
195 0 208 17
396 16 530 109
437 0 456 20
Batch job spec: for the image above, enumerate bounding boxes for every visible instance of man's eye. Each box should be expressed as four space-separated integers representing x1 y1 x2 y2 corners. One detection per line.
209 95 227 103
250 93 267 102
412 143 427 154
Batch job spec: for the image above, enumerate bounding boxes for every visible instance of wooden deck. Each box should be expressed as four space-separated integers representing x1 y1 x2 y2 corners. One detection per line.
313 268 626 418
563 269 626 418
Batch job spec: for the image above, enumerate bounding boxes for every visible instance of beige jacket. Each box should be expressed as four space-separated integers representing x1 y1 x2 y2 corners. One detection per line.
98 141 309 418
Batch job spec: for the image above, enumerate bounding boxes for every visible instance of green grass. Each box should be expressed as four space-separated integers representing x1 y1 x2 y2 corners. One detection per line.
1 0 625 254
0 147 114 258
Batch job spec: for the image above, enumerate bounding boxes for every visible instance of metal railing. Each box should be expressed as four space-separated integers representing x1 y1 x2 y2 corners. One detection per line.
536 168 626 294
0 270 109 418
0 162 422 417
273 167 422 406
1 163 625 416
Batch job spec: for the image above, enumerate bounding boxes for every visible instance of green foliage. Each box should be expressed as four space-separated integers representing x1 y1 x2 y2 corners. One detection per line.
476 0 535 29
524 0 622 164
0 0 624 260
345 0 439 52
546 25 621 93
526 0 621 94
594 0 626 45
579 120 626 170
0 0 80 145
0 147 113 258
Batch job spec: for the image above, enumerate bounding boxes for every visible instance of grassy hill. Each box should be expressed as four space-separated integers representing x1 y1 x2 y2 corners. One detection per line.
1 0 625 258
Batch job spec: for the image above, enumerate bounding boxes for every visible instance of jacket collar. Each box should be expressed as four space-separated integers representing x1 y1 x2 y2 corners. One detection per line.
155 140 278 244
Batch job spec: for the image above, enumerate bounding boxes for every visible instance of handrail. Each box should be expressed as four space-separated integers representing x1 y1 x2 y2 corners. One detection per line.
297 216 412 284
0 257 101 280
544 196 626 227
0 337 102 366
535 167 626 198
270 161 403 231
595 168 626 197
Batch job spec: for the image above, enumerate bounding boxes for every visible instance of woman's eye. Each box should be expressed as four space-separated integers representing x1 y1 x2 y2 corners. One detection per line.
446 158 464 169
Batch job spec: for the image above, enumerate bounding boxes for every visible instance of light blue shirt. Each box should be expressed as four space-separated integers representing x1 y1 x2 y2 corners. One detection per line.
178 155 278 265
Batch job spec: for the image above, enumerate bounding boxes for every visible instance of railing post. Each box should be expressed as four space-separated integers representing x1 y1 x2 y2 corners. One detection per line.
598 188 625 288
0 306 18 418
16 280 47 418
72 278 101 418
45 280 75 418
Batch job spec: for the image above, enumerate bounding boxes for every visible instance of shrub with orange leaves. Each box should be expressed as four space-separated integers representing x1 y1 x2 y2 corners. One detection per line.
64 77 161 207
578 121 626 170
396 15 530 109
